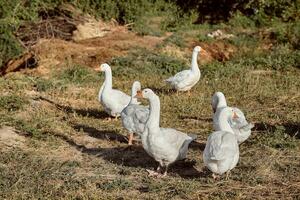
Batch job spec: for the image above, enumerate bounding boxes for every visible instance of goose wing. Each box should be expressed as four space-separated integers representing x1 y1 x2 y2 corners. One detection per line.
165 70 192 86
205 131 237 161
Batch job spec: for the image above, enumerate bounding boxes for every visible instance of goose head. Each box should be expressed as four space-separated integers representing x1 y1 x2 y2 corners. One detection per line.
100 63 111 72
135 88 156 100
221 107 239 118
193 46 202 52
212 91 227 113
131 81 141 97
218 107 241 133
230 107 250 127
132 81 141 92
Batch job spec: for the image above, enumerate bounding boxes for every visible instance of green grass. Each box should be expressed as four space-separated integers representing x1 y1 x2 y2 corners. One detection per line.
0 94 28 111
0 14 300 199
110 48 187 78
161 33 187 48
56 64 100 85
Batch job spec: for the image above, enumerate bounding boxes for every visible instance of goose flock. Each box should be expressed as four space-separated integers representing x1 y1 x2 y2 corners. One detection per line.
98 46 253 178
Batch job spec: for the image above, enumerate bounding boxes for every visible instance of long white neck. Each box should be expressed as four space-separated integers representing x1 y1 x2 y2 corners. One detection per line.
191 50 200 72
216 94 227 109
130 85 139 104
146 95 160 129
103 69 112 91
98 80 105 101
218 108 234 134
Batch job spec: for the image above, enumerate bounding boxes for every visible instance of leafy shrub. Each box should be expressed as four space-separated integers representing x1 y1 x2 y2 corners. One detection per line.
0 25 24 68
75 0 150 24
0 0 183 68
162 33 186 48
247 0 299 22
0 0 61 68
270 20 300 49
228 11 256 28
1 0 299 69
133 17 164 36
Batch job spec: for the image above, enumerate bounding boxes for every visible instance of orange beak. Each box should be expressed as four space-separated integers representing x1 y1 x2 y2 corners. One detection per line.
135 90 143 98
233 112 239 119
94 67 101 72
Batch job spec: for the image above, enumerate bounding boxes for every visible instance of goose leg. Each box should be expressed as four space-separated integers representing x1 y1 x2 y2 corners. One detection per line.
212 173 220 180
156 165 161 172
162 165 168 177
105 117 112 121
127 133 134 145
147 163 163 177
187 90 191 96
225 171 231 180
146 169 160 177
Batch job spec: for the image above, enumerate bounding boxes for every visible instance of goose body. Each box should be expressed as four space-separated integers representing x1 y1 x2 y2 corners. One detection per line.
203 107 239 175
212 92 253 144
136 89 196 176
121 81 149 144
98 63 139 117
165 46 201 91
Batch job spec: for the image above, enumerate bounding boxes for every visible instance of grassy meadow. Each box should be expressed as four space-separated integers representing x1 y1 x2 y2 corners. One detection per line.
0 1 300 199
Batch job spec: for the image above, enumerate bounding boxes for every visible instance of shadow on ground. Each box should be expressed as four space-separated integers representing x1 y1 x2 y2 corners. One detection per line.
53 130 205 179
179 115 213 123
190 141 206 151
72 123 128 143
150 87 177 96
38 96 109 119
254 122 300 139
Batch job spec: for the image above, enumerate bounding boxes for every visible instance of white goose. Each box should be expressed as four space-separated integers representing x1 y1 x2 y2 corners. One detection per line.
121 81 149 145
98 63 139 118
165 46 201 93
212 92 254 144
203 107 239 178
136 89 196 177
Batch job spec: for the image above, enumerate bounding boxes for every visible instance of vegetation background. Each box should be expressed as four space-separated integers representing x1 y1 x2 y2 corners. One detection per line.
0 0 299 199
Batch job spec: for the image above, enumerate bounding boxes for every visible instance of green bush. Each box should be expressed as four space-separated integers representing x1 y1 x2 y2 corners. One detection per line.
0 0 182 68
270 20 300 49
0 26 24 67
247 0 299 22
74 0 150 24
228 11 256 28
162 33 186 48
1 0 299 69
0 0 61 68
